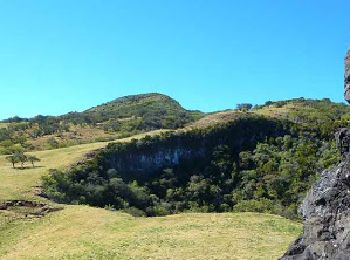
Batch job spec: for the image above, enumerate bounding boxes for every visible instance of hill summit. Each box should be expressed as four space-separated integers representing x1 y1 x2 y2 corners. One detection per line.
63 93 203 129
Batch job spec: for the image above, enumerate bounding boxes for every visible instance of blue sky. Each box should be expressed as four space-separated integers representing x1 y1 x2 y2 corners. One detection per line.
0 0 349 119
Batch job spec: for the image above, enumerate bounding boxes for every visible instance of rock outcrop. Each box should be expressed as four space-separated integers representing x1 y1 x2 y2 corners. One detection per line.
281 48 350 260
345 48 350 103
281 159 350 259
336 128 350 157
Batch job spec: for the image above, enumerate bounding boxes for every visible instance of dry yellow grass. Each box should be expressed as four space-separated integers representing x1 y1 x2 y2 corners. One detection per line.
253 107 291 120
186 110 247 129
0 206 300 259
27 125 113 150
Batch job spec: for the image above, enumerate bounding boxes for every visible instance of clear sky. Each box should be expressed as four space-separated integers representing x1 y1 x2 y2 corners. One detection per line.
0 0 349 119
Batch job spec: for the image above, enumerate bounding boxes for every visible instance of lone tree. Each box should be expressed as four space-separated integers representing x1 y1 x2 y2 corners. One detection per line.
27 155 41 168
6 154 20 169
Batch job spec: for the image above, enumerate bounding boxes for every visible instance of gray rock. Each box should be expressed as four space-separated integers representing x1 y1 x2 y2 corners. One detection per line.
281 158 350 259
336 128 350 157
345 48 350 103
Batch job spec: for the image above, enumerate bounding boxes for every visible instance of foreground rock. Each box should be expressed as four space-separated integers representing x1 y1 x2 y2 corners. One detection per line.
281 158 350 259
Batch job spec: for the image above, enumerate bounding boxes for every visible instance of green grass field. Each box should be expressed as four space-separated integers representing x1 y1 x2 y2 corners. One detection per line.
0 134 301 259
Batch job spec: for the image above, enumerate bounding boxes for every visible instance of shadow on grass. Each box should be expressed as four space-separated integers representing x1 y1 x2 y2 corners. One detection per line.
13 166 45 170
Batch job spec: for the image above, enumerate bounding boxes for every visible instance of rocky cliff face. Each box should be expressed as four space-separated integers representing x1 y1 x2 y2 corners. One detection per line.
281 48 350 260
98 117 286 181
104 144 207 179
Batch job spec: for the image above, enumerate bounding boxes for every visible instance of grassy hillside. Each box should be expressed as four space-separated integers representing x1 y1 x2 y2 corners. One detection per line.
186 110 247 129
0 93 203 152
254 98 350 124
0 207 300 259
187 98 350 129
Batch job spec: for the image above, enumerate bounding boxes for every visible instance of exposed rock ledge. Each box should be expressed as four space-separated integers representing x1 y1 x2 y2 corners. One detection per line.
0 200 63 219
281 157 350 260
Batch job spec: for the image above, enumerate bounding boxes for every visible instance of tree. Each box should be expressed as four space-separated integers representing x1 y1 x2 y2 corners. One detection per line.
27 155 41 168
236 103 253 111
5 151 27 169
18 152 28 169
6 154 20 169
